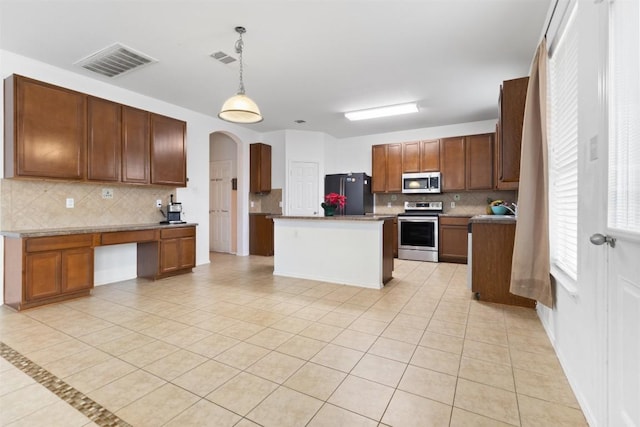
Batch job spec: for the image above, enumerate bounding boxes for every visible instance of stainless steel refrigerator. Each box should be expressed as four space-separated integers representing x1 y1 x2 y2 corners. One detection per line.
324 173 373 215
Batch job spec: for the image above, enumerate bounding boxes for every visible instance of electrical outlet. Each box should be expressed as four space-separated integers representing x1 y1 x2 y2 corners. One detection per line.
250 201 255 208
156 199 162 208
66 198 74 208
450 201 456 209
101 188 114 199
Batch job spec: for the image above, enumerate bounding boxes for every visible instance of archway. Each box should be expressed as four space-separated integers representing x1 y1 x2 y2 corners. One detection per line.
209 131 240 254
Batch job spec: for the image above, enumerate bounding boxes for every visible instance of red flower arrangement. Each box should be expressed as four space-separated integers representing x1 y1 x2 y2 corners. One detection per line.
322 192 346 208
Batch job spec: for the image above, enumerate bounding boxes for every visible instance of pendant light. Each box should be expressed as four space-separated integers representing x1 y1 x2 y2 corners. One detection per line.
218 26 263 124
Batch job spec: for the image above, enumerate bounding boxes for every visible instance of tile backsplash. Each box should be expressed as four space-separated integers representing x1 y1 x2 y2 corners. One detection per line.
374 190 517 216
0 179 175 230
249 188 283 214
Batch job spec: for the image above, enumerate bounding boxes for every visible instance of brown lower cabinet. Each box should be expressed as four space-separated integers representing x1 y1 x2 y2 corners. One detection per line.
138 227 196 278
471 221 536 308
382 218 395 283
4 225 196 310
439 216 470 264
4 234 95 310
249 213 274 256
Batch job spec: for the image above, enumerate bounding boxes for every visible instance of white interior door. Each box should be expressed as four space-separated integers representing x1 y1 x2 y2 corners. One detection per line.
605 1 640 424
288 161 319 216
606 233 640 427
210 160 231 252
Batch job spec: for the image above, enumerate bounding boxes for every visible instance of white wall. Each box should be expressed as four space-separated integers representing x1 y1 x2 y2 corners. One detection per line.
262 130 287 189
0 50 262 298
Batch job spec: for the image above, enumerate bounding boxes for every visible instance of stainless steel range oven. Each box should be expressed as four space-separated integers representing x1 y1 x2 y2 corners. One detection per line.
397 201 442 262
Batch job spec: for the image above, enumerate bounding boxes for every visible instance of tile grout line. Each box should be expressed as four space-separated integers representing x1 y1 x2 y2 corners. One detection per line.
0 341 132 427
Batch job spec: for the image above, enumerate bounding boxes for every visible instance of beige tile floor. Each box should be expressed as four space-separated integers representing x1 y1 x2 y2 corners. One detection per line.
0 253 588 426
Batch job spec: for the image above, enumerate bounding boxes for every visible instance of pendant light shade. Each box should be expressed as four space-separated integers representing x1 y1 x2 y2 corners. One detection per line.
219 93 263 123
218 26 263 124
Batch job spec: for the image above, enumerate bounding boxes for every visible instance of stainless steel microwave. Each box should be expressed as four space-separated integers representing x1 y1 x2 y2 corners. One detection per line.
401 172 441 194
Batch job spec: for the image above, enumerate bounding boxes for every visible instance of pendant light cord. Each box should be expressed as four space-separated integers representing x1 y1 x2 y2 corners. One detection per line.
235 28 246 95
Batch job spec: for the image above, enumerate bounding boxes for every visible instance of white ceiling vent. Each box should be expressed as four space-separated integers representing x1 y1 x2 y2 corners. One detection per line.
75 43 156 78
211 51 237 65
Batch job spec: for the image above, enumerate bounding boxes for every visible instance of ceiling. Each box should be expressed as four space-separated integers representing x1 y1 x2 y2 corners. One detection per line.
0 0 551 139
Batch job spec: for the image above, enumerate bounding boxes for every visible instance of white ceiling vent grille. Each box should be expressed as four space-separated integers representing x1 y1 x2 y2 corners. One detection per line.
75 43 156 78
211 51 237 64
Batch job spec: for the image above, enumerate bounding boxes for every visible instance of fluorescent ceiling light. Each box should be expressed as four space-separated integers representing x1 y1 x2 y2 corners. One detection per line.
344 103 419 121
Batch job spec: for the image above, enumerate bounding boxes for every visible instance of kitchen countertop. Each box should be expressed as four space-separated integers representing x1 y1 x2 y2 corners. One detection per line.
0 222 198 238
271 215 395 221
469 215 516 224
439 213 476 218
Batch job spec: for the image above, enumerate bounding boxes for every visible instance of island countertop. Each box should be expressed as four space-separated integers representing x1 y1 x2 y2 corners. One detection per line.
271 215 395 221
469 215 516 224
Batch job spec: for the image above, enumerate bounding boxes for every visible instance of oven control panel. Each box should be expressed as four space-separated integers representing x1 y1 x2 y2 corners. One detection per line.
403 201 443 212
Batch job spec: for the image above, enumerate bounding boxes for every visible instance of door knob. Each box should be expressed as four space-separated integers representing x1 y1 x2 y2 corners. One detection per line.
590 233 616 248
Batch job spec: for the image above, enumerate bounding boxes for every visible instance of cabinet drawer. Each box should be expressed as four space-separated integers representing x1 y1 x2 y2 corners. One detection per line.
439 216 469 226
26 234 94 252
160 226 195 239
102 229 158 245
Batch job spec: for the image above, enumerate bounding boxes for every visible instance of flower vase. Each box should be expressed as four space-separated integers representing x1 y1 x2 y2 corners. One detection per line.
322 204 337 216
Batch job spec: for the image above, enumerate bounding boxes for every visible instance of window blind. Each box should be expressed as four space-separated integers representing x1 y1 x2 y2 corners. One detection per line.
549 3 579 280
609 0 640 233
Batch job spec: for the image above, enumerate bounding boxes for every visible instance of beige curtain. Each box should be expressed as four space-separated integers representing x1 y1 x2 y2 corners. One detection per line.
510 39 553 308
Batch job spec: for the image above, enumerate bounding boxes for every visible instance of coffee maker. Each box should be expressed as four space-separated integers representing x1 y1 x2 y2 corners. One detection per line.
160 194 186 224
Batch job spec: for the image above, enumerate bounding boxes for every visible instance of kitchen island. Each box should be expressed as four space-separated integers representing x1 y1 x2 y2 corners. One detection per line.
469 215 535 308
271 215 395 289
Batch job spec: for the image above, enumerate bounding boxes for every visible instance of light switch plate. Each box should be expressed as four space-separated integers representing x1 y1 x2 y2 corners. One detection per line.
66 198 74 208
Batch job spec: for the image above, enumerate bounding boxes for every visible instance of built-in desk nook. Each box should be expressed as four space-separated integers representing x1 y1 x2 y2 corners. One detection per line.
1 223 196 311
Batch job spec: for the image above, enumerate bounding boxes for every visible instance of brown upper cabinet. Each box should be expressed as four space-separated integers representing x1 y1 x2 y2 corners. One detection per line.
402 139 440 173
466 133 494 190
150 113 187 186
441 133 494 192
5 75 86 180
250 143 271 193
441 137 466 191
122 106 150 184
88 97 121 182
4 74 186 187
497 76 528 190
372 143 402 193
